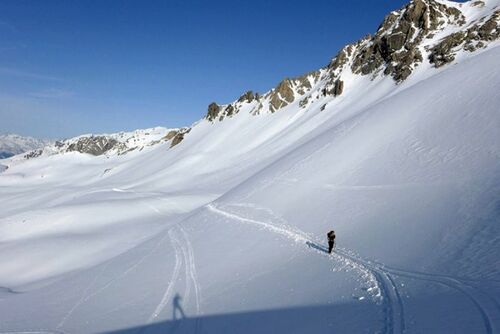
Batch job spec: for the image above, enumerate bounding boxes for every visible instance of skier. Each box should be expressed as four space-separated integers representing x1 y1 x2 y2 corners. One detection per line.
327 230 336 254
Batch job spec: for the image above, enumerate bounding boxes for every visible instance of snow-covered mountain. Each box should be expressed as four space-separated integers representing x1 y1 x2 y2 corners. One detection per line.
15 126 190 161
0 134 51 159
1 1 499 333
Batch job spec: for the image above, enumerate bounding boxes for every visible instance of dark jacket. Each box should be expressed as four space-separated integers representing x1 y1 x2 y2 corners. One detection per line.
327 231 335 243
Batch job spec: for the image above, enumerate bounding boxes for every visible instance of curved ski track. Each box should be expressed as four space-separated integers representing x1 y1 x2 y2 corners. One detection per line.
206 203 498 334
205 203 402 334
2 195 496 334
144 226 202 333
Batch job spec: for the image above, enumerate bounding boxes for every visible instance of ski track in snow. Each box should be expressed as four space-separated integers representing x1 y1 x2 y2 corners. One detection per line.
144 199 201 328
142 224 201 333
3 194 496 334
54 197 202 333
379 265 498 334
179 226 202 333
55 262 110 330
145 229 183 325
333 248 405 334
206 202 499 334
179 233 192 307
205 203 401 334
55 231 170 331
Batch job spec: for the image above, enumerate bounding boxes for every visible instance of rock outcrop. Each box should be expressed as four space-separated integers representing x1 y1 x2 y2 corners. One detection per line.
429 9 499 67
350 0 465 82
206 102 221 121
24 149 43 159
237 91 257 103
266 72 320 113
22 0 495 160
169 128 191 148
322 79 344 97
268 79 295 113
204 0 499 122
66 136 123 156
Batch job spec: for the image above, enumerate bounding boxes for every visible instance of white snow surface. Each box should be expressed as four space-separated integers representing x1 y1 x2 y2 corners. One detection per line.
1 6 500 334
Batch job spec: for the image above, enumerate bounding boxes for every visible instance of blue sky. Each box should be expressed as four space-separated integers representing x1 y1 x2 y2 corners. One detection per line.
0 0 410 139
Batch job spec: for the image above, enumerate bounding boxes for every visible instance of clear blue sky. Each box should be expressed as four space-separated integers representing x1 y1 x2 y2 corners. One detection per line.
0 0 410 139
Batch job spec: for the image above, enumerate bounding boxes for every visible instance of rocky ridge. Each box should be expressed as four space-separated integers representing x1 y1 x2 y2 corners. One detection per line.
204 0 499 121
19 126 191 160
9 0 500 162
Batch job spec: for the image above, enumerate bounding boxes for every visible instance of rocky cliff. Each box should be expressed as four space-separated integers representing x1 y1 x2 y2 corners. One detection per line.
204 0 499 121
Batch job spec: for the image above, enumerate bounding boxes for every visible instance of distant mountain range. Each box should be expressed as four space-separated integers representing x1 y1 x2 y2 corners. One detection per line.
0 134 52 159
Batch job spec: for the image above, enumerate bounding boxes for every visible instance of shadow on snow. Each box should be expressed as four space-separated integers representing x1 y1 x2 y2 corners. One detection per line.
104 302 377 334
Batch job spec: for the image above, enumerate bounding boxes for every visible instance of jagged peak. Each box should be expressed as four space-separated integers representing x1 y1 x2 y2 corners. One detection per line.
204 0 497 123
204 70 322 122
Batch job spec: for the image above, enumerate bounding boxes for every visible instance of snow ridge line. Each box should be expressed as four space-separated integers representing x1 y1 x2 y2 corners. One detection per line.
205 203 398 334
146 229 183 324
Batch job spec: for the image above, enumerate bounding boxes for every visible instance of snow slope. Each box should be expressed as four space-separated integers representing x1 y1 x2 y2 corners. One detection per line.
0 1 499 333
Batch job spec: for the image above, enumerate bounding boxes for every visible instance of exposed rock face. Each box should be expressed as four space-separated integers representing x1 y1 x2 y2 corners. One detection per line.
24 149 43 159
323 79 344 97
202 0 498 124
429 9 500 67
163 130 179 141
351 0 465 82
266 71 320 113
299 96 310 108
269 79 295 113
170 128 191 148
66 136 121 156
429 31 467 66
170 133 185 147
333 80 344 96
205 91 262 122
7 1 498 163
327 45 353 73
237 91 256 103
206 102 221 121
